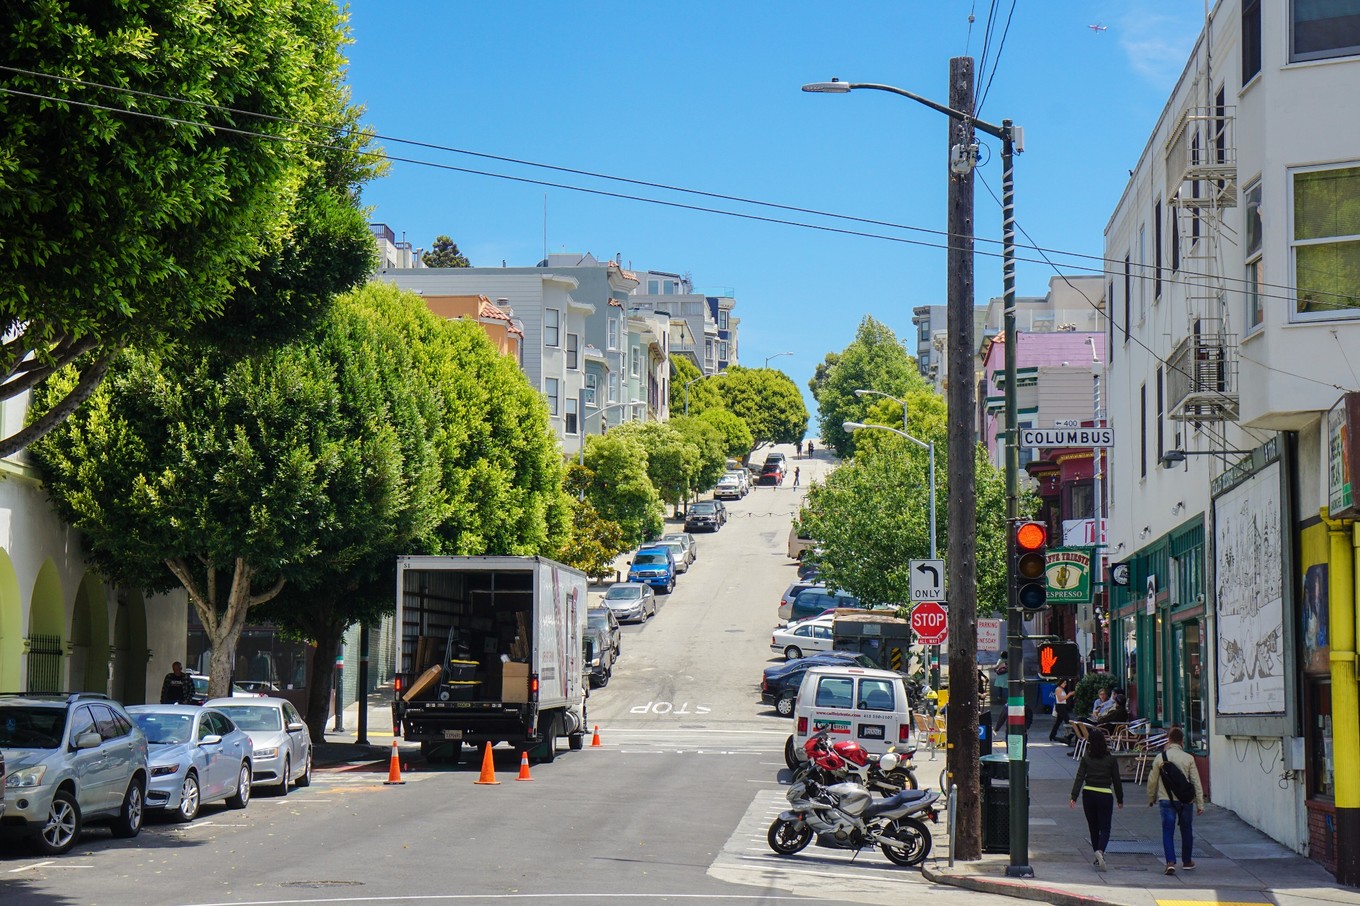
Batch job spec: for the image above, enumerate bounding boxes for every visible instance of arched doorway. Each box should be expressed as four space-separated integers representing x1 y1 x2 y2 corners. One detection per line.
69 573 109 694
111 590 148 705
0 549 22 691
28 560 65 693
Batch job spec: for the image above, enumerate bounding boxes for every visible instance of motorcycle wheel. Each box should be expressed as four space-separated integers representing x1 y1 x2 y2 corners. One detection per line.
879 816 932 866
784 735 800 771
767 818 813 855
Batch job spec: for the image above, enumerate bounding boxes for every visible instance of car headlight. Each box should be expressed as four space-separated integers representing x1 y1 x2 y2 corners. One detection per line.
253 746 279 759
6 765 47 789
590 657 601 667
150 764 179 777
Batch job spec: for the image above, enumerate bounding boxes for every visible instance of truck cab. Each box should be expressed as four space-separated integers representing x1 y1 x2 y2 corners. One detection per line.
627 546 676 594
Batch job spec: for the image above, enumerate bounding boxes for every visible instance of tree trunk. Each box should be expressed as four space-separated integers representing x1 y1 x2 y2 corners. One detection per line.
305 618 346 742
205 604 251 699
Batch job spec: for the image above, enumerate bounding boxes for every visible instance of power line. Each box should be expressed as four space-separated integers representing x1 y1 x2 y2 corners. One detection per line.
975 0 1017 116
2 69 1357 312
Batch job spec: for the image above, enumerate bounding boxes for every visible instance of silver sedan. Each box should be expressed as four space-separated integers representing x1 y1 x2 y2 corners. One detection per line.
127 705 252 821
204 697 312 795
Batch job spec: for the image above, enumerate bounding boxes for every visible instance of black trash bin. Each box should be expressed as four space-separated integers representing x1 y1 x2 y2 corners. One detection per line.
980 754 1010 854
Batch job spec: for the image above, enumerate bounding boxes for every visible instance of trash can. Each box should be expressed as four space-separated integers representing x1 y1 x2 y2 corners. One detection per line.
980 754 1011 854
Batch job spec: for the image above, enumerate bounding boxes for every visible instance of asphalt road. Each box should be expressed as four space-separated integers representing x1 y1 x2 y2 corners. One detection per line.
0 445 1011 906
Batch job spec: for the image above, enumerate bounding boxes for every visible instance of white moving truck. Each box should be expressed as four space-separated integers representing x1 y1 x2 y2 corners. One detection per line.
391 556 588 764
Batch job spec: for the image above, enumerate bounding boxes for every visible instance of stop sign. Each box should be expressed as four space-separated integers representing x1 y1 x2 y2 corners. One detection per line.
910 601 948 645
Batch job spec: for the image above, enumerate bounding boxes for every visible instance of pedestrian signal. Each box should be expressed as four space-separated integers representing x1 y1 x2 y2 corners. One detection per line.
1037 641 1081 679
1010 519 1049 611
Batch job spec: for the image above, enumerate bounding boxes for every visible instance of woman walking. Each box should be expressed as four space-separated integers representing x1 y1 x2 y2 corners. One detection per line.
1070 728 1123 870
1049 678 1073 742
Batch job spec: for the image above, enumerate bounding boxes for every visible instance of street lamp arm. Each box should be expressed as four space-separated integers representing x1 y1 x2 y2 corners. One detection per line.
842 421 929 453
802 79 1007 140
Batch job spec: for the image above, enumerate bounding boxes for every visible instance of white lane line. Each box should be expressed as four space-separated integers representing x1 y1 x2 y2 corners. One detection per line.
9 860 55 873
178 894 822 906
261 798 333 803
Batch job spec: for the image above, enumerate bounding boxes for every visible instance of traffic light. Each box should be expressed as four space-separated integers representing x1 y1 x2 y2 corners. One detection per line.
1037 640 1081 679
1010 519 1049 611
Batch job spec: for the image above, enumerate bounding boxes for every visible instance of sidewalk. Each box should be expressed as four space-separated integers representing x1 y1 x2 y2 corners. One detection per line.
311 684 401 769
922 716 1359 906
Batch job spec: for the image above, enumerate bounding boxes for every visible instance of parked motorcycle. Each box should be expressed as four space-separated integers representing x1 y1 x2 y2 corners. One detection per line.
788 729 919 793
767 774 939 865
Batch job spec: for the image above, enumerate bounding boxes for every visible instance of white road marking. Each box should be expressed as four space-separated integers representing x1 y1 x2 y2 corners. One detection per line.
9 860 55 873
179 894 822 906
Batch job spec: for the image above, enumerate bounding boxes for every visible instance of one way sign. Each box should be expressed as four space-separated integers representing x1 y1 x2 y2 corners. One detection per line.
909 559 945 603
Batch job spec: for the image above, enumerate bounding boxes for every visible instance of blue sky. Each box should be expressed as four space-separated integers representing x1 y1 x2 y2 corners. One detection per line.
343 2 1203 418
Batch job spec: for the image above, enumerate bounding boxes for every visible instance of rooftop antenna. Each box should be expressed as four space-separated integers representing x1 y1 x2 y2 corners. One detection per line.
542 194 548 266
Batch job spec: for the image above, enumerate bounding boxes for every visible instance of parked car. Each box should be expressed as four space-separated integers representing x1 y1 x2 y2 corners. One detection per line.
602 582 657 623
797 557 823 580
761 649 871 684
765 451 788 466
757 462 785 486
770 617 836 660
627 546 677 593
584 629 616 688
660 532 697 564
685 500 725 532
0 693 149 854
127 705 253 821
788 525 817 560
787 665 913 768
587 605 622 657
724 469 752 494
651 539 690 574
713 475 744 500
233 681 279 695
203 697 311 796
777 580 825 620
782 587 864 624
187 673 271 702
761 652 879 716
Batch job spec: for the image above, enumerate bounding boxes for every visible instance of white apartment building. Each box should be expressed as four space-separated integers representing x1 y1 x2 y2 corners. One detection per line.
1102 0 1360 875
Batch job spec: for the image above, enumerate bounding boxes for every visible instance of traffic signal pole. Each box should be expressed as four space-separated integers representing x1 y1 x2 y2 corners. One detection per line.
1000 121 1034 878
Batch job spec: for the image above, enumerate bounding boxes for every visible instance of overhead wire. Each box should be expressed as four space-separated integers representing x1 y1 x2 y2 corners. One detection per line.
975 0 1017 116
3 67 1359 315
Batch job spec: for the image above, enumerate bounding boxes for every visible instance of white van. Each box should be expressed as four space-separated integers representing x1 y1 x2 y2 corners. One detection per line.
786 664 913 767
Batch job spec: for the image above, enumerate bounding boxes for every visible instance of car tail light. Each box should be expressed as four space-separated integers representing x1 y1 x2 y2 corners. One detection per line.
394 675 404 694
531 674 540 701
797 716 808 735
899 723 911 743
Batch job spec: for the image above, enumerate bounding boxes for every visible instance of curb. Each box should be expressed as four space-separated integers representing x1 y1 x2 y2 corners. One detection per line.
922 863 1120 906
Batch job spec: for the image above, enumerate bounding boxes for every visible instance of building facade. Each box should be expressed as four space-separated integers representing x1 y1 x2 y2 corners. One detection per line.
1101 0 1360 882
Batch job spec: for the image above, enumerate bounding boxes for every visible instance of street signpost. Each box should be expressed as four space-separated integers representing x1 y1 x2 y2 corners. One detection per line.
909 559 946 602
910 601 948 645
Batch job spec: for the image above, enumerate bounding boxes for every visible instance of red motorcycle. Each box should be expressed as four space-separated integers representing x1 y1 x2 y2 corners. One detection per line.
790 729 919 795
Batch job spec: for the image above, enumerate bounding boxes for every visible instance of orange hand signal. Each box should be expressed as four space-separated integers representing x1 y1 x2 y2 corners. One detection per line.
1040 646 1058 674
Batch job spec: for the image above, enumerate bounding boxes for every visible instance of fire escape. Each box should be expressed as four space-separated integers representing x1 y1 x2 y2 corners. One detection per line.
1165 97 1240 424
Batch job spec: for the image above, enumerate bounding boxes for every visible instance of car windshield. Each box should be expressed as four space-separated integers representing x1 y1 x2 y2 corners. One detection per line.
133 712 195 745
587 609 612 628
0 706 67 748
634 553 667 565
192 676 209 695
606 586 642 601
692 503 716 513
214 705 282 731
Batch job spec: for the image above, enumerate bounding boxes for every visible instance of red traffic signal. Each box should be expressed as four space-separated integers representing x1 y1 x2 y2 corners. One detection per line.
1037 641 1081 679
1011 519 1049 610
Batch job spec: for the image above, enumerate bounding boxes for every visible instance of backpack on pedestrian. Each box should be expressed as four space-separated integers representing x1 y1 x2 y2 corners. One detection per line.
1158 753 1197 803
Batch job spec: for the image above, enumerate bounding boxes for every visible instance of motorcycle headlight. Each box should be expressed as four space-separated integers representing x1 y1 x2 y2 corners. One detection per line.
6 765 46 789
150 763 179 777
253 746 279 759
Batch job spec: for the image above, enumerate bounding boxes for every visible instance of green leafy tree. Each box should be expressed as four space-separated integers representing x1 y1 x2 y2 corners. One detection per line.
554 497 627 582
612 422 699 512
421 235 471 268
670 415 728 498
0 0 366 457
716 367 808 450
669 356 722 415
697 408 754 463
808 351 841 404
814 317 921 457
580 432 664 545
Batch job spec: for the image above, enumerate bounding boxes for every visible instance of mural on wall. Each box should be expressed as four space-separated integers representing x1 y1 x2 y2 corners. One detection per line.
1214 459 1285 714
1302 563 1329 674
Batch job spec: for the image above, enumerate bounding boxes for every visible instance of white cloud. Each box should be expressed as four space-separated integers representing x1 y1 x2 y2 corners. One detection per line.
1117 6 1203 88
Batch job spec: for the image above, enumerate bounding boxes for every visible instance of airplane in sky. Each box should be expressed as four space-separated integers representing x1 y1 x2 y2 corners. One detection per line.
1088 23 1108 33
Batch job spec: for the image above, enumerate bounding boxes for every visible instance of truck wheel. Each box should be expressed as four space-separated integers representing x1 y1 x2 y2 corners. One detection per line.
784 736 800 770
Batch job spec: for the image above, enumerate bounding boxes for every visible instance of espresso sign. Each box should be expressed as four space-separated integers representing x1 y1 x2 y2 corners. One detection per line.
1328 392 1360 518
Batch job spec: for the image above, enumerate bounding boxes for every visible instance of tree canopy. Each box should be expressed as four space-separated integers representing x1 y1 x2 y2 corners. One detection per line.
696 408 754 463
0 0 371 457
810 316 921 457
579 432 664 545
669 356 722 416
716 367 808 449
421 235 471 268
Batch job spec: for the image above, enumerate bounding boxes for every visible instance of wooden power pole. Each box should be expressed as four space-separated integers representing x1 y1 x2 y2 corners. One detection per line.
944 54 981 861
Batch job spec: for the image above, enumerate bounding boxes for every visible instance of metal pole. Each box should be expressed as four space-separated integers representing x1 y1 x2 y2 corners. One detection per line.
331 642 344 733
357 622 370 746
1000 121 1033 878
928 438 940 691
944 55 981 862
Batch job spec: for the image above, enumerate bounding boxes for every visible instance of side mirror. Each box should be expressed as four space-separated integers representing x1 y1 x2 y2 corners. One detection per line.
199 734 223 746
286 721 305 733
75 731 102 750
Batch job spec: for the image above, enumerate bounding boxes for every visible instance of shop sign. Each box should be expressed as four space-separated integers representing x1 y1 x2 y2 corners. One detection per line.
1328 392 1360 518
1045 546 1093 604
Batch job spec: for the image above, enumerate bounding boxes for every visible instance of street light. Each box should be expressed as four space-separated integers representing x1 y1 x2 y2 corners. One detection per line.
683 371 727 416
764 352 793 368
807 72 1026 873
1160 448 1252 467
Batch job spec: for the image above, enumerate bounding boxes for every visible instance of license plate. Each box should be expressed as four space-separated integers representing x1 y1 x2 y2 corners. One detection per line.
443 729 463 740
858 724 885 740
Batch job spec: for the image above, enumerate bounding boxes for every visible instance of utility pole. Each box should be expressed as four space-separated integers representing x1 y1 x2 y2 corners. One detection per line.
944 55 981 862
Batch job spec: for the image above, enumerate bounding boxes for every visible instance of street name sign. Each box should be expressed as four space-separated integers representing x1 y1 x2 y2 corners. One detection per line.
1020 427 1115 448
910 601 948 645
909 559 945 602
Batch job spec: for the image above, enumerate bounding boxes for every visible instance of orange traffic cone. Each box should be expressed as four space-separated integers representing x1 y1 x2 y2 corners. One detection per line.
383 739 405 785
591 725 602 747
515 750 534 782
474 741 500 785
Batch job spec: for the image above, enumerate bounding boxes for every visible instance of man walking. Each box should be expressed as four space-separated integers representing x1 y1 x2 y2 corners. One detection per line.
160 661 194 705
793 466 800 487
1146 726 1205 874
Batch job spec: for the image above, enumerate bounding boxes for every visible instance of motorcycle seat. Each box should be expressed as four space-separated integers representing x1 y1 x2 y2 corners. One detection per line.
863 788 934 818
